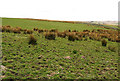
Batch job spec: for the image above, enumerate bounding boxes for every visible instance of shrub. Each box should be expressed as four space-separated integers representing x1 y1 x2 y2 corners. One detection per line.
108 45 116 52
101 39 107 46
29 34 37 45
44 32 56 40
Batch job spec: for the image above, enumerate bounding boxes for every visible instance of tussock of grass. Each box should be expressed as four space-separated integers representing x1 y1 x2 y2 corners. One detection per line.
44 32 56 40
28 34 37 45
108 45 117 52
101 39 107 46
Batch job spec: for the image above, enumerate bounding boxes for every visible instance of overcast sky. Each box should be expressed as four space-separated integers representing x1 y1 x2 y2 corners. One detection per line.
0 0 119 21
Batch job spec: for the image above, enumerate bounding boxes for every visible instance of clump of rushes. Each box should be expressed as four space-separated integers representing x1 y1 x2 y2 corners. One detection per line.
49 29 58 32
33 28 38 31
14 28 21 33
38 29 44 33
44 32 56 40
27 30 33 34
72 30 78 32
24 30 33 34
2 26 10 32
68 33 76 41
101 39 107 46
29 34 37 45
5 27 11 33
57 32 66 38
108 45 116 52
44 29 49 32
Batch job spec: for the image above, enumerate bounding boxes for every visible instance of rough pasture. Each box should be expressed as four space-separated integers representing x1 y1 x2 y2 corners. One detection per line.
1 18 119 79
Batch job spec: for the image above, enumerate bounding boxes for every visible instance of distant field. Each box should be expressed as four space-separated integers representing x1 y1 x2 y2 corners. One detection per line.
1 18 118 79
2 18 111 31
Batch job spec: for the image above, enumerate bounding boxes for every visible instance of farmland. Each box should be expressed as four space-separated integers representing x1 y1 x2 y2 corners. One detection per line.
1 18 119 79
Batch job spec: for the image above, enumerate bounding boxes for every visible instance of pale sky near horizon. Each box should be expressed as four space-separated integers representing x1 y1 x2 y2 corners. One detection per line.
0 0 119 21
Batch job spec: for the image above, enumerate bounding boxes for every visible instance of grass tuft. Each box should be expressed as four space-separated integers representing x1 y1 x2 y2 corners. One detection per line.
44 32 56 40
108 45 116 52
28 34 37 45
101 39 107 46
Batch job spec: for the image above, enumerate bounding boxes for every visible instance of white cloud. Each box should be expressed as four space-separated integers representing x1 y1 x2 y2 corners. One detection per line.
0 0 119 21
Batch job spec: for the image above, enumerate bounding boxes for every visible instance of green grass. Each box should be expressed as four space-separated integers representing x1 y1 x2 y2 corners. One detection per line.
2 18 109 31
1 18 118 79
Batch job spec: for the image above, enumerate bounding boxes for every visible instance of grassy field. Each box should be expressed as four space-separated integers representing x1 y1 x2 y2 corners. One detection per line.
2 18 110 31
1 18 118 79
